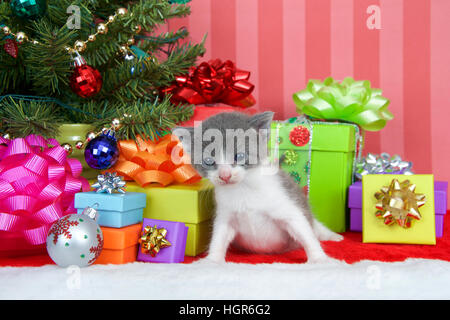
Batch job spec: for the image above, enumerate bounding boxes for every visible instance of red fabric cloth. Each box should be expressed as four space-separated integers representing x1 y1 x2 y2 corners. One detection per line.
1 212 449 267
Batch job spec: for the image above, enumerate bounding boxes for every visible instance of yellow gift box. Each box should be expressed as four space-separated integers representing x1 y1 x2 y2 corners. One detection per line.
362 174 436 245
126 179 215 256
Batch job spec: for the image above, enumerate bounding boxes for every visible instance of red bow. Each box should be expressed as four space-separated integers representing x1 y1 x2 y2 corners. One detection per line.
163 59 256 108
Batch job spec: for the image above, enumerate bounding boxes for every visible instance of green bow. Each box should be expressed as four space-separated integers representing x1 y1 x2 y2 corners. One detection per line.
293 77 393 131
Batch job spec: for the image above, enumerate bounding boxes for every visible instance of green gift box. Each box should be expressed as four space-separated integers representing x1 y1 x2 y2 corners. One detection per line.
270 77 393 232
270 119 359 232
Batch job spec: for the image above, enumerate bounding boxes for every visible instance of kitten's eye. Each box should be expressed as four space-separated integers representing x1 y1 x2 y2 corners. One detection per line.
235 153 247 165
202 157 216 168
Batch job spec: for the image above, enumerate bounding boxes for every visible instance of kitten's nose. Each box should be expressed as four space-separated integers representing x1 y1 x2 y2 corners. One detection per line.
218 167 232 183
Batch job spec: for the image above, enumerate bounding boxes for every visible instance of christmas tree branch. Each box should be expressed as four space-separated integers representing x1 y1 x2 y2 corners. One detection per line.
0 96 63 139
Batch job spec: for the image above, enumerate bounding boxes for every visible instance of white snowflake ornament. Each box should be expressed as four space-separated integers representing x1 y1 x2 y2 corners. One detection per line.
46 206 104 268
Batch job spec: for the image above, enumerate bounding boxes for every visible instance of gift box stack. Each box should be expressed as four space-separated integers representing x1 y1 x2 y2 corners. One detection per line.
269 77 393 233
107 135 215 260
348 153 448 243
269 77 448 245
74 173 147 264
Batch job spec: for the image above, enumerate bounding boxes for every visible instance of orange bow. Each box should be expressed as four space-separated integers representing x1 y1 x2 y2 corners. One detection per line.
107 135 201 187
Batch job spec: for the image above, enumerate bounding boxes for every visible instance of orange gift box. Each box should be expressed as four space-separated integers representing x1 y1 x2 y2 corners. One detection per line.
94 223 142 265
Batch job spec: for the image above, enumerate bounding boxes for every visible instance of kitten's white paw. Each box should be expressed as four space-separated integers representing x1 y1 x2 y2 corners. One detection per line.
307 255 340 265
192 256 225 266
322 233 344 242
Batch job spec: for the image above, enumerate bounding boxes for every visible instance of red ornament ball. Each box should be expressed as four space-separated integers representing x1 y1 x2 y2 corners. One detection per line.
289 125 310 147
70 64 103 98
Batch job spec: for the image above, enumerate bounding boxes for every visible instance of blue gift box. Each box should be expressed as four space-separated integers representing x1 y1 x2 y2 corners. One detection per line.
74 192 147 228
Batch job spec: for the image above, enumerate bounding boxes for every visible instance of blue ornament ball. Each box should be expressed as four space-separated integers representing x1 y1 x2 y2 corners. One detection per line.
84 131 119 170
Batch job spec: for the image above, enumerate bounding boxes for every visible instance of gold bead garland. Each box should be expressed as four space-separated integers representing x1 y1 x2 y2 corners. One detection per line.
1 7 137 56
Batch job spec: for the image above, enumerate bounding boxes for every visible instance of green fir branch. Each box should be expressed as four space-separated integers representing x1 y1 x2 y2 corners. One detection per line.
0 96 63 139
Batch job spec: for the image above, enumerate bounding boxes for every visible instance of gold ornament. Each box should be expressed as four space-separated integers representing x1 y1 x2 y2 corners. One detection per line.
119 45 128 54
86 131 97 141
61 143 73 155
15 32 28 44
374 179 426 228
127 38 135 46
111 118 121 129
3 133 11 140
116 8 128 16
139 225 171 257
74 40 87 52
75 141 84 150
133 25 142 34
2 26 11 35
88 35 96 42
108 15 116 23
97 23 108 35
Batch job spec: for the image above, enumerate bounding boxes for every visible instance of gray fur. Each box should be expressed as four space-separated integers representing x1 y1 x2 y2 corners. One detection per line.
174 111 314 223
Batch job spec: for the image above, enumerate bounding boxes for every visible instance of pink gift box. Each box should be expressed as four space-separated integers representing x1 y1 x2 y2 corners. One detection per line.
137 219 188 263
348 180 448 237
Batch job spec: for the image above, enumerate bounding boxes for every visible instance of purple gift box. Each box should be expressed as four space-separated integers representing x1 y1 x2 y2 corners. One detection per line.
349 180 448 237
137 218 188 263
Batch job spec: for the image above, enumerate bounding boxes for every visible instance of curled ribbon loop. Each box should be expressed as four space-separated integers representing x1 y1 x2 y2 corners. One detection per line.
293 77 393 131
356 153 413 180
0 135 90 251
139 225 171 257
374 179 426 228
163 59 256 108
108 135 201 187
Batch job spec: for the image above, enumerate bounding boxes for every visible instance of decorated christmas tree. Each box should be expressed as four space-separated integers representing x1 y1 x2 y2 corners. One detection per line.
0 0 205 141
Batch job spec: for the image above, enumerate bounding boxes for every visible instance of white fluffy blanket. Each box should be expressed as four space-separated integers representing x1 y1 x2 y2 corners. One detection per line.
1 259 450 299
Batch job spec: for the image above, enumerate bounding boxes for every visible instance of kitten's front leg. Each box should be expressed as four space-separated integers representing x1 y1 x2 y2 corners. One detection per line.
205 214 236 264
270 203 332 263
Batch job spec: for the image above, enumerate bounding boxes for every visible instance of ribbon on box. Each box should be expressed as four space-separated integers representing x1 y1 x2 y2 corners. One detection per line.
139 225 171 257
293 77 393 131
375 179 426 228
107 134 201 187
0 135 90 249
162 59 256 108
355 153 413 180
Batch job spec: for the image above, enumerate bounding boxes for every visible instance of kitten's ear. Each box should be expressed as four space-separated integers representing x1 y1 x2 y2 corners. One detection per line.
248 112 275 130
172 126 195 155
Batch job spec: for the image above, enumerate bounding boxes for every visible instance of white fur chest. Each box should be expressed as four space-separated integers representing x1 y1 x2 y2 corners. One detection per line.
214 170 294 253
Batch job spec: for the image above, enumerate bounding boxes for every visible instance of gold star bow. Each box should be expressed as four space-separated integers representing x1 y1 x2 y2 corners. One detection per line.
139 225 171 257
374 179 426 228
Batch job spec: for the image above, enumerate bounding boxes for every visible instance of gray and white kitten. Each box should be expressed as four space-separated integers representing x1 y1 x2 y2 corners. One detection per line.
174 111 343 263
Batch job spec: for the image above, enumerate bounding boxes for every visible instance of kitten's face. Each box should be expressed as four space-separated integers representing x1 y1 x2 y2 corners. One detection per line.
174 112 274 187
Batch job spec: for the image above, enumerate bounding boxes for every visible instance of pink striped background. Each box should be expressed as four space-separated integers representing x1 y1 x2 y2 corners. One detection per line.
168 0 450 201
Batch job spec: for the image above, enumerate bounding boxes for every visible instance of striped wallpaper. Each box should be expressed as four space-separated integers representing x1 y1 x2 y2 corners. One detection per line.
167 0 450 201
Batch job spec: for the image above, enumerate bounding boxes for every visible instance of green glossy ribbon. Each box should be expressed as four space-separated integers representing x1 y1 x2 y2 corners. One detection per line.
293 77 393 131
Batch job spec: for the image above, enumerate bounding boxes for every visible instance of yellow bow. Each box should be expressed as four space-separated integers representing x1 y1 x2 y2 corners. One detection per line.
139 225 172 257
374 179 426 228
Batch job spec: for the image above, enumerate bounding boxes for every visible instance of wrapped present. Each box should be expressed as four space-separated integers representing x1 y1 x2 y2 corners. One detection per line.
126 179 214 256
163 59 256 108
270 118 360 232
362 174 436 245
137 218 188 263
74 191 146 228
94 223 142 265
269 77 393 232
178 105 257 127
349 180 447 237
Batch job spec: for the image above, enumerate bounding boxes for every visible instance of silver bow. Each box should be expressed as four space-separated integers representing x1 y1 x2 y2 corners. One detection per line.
355 153 413 180
92 172 126 194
